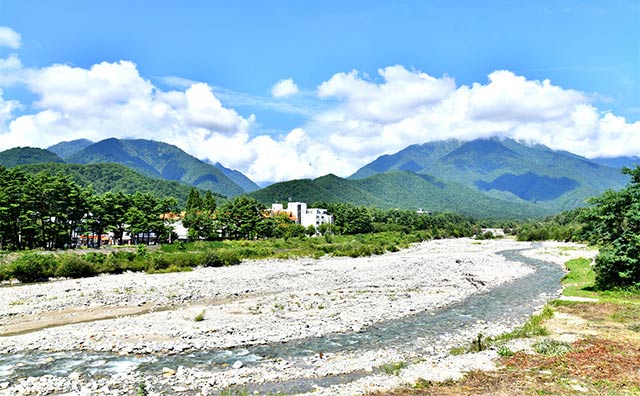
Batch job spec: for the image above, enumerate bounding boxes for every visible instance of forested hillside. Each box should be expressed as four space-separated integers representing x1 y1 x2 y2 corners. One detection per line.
65 138 248 196
250 171 549 219
15 162 220 207
0 147 65 167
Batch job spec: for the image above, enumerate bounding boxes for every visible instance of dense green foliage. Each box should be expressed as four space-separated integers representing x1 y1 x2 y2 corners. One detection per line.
519 166 640 290
15 162 215 207
65 138 248 196
580 166 640 289
0 166 178 250
351 138 628 213
250 171 549 220
0 147 64 167
0 226 474 283
515 209 585 242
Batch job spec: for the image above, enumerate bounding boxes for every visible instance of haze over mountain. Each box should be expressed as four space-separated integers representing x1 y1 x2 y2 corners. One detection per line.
591 156 640 170
350 138 628 212
47 139 94 159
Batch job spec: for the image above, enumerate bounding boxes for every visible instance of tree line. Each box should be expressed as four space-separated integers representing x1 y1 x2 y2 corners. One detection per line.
516 166 640 290
0 165 481 252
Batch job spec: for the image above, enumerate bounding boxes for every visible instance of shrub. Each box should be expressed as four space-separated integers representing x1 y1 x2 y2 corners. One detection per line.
194 310 206 322
148 254 171 271
533 339 572 356
56 255 97 279
6 253 57 283
203 250 240 267
497 345 514 357
83 252 107 265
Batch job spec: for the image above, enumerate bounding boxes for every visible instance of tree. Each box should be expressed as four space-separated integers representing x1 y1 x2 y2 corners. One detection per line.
217 196 266 240
203 190 217 213
581 166 640 289
185 188 203 211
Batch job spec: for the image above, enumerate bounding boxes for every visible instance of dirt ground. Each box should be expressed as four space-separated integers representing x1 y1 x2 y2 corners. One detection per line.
374 302 640 396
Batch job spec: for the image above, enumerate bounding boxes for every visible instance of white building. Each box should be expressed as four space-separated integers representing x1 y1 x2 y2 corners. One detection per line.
271 202 333 229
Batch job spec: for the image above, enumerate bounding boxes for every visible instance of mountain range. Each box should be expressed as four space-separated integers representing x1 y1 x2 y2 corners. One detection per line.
46 138 259 196
349 138 628 211
0 136 634 219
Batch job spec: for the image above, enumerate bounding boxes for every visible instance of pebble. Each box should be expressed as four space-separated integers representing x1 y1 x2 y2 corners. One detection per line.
232 361 243 369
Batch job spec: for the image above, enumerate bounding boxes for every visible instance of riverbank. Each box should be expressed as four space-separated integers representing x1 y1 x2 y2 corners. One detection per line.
376 245 640 396
0 238 583 395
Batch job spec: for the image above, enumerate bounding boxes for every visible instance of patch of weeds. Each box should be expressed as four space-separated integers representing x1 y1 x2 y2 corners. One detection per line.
194 310 206 322
9 299 26 305
382 361 408 376
533 338 572 356
136 382 148 396
497 345 515 357
449 346 466 355
452 306 554 355
248 304 262 315
218 388 249 396
272 302 285 311
626 323 640 332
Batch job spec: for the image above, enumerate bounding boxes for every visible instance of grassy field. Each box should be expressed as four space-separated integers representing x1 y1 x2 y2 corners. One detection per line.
375 256 640 396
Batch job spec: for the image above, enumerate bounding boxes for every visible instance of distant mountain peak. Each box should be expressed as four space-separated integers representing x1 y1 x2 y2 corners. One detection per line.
0 147 65 168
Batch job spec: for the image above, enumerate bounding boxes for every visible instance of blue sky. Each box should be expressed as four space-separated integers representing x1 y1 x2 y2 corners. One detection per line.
0 1 638 182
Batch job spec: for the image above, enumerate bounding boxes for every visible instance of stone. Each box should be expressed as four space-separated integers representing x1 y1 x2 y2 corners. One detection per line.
232 360 243 369
162 367 176 377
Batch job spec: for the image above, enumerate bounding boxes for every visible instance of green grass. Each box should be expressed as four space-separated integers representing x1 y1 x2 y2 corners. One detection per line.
559 257 640 303
450 306 554 355
382 361 408 375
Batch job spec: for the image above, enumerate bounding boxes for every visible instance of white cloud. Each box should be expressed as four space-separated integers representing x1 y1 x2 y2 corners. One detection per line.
2 55 640 183
271 78 299 98
0 54 24 86
0 27 21 49
310 65 640 175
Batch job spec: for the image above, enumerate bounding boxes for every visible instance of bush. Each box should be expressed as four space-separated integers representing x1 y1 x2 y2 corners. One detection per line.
149 254 171 271
203 250 241 267
6 253 57 283
594 245 640 290
56 255 97 279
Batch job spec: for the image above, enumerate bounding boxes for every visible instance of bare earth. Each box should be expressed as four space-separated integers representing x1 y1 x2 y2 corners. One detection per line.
0 238 593 395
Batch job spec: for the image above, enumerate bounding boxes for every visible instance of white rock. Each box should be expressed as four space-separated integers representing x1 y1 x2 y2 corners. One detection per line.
232 360 244 369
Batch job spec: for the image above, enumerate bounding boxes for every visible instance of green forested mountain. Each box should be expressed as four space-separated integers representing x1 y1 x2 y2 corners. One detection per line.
249 171 549 219
213 162 260 192
15 162 218 207
0 147 65 167
47 139 94 159
350 138 628 212
65 138 247 197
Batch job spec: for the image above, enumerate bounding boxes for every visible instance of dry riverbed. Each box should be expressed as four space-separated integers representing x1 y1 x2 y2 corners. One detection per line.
0 238 589 395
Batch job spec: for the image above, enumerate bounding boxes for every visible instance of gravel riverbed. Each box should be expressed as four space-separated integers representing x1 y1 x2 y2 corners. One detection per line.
0 238 592 395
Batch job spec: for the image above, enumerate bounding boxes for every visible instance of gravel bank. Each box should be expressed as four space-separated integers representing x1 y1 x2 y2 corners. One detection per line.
0 238 592 395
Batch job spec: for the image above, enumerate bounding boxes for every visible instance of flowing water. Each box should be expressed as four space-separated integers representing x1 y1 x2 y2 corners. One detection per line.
0 245 565 392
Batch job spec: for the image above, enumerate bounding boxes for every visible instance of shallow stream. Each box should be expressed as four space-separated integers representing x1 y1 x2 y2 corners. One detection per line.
0 245 565 392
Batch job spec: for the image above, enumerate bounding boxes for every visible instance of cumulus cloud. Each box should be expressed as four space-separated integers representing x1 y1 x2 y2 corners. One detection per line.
1 55 640 183
271 78 299 98
0 27 21 49
0 57 342 183
311 66 640 174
